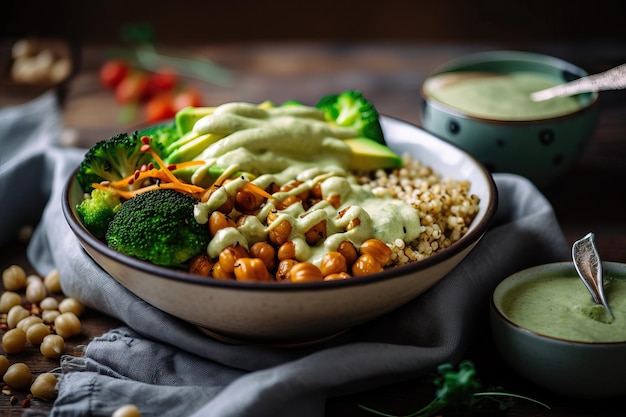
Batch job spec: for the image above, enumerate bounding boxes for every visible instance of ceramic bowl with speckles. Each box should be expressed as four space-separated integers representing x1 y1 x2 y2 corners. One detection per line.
420 50 599 188
491 262 626 399
62 116 498 346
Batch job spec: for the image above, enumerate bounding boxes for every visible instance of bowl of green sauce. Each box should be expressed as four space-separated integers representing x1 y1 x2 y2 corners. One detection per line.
420 50 600 188
491 261 626 399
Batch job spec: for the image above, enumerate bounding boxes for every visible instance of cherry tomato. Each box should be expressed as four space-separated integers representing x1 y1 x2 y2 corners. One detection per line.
145 94 176 123
99 60 129 89
150 68 178 92
173 88 203 111
115 74 152 105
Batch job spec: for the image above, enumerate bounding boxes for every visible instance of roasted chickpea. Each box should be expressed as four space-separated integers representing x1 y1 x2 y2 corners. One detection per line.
218 244 249 274
233 258 273 282
208 211 237 237
304 219 327 246
359 239 392 266
202 184 234 213
267 210 292 246
249 242 277 272
289 262 324 283
210 262 235 280
319 252 348 276
337 241 358 266
351 253 383 276
277 241 296 261
235 187 266 213
323 272 351 281
189 253 214 276
275 259 298 282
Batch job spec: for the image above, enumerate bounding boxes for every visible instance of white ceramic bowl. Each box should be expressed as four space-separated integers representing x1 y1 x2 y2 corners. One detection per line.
63 116 498 345
491 262 626 399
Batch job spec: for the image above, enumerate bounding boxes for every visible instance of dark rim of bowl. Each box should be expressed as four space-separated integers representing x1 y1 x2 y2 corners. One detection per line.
62 116 499 292
419 50 600 124
491 261 626 346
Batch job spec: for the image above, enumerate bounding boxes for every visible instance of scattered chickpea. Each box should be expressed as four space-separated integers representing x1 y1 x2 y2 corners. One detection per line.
39 296 59 311
25 278 48 304
26 322 51 345
40 334 65 359
112 404 142 417
43 269 62 293
2 265 27 291
41 309 60 324
0 292 23 314
30 372 58 400
0 355 11 377
7 305 30 329
2 328 27 354
218 245 249 275
54 312 81 339
16 316 43 333
3 363 32 390
58 297 84 317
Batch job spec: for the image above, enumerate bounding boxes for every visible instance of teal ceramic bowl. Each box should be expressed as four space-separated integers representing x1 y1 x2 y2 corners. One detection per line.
491 262 626 399
420 51 599 188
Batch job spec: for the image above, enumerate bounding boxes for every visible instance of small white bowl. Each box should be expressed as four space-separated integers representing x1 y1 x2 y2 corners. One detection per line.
63 116 497 345
491 262 626 399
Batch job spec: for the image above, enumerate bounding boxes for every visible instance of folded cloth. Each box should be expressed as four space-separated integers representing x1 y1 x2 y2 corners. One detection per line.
1 93 570 417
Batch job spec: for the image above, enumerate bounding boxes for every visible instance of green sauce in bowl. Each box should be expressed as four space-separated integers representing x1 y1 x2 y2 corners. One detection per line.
423 71 583 121
500 274 626 342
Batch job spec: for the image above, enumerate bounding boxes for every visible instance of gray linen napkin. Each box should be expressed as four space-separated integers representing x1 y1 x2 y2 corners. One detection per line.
1 93 570 417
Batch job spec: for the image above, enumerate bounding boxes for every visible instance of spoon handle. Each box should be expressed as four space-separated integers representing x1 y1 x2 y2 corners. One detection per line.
572 232 613 318
531 63 626 102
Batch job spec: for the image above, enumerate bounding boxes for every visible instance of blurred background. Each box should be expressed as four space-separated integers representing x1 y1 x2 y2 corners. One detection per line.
2 0 626 44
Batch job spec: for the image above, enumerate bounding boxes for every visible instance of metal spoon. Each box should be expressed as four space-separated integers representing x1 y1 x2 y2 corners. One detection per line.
531 63 626 102
572 232 613 319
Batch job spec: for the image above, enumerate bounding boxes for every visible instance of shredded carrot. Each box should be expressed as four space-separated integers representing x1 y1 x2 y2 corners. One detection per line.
90 136 276 204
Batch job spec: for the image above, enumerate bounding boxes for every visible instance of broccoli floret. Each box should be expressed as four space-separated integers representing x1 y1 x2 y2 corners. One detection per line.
76 131 165 193
76 188 122 240
105 189 210 268
316 90 385 145
138 122 181 149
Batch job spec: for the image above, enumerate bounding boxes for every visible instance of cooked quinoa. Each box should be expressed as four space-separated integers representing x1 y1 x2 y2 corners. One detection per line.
355 153 481 265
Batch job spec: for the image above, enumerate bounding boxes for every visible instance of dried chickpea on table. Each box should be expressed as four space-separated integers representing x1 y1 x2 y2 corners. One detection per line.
0 264 82 409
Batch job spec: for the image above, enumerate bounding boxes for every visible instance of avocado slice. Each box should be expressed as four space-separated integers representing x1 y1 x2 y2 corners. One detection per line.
175 106 216 135
344 137 403 171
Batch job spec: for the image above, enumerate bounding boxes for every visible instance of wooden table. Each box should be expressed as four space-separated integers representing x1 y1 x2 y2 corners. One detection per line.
2 40 626 416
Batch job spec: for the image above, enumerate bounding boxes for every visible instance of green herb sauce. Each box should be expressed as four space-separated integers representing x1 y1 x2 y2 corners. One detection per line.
188 102 422 266
424 71 583 121
501 275 626 342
